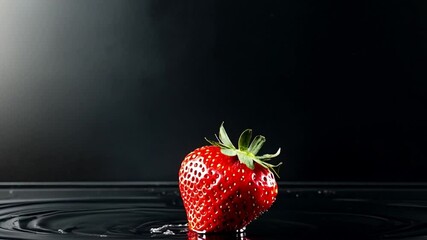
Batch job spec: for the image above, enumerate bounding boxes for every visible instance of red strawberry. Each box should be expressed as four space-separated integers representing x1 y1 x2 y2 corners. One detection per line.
179 123 282 233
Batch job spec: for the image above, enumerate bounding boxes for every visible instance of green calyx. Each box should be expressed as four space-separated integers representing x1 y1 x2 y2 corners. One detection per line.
205 122 283 178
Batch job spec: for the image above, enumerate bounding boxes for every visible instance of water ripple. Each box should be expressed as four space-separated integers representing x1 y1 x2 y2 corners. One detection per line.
0 189 424 239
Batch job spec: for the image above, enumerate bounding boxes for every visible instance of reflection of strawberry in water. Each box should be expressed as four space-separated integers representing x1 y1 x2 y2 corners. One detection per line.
187 229 250 240
179 123 282 233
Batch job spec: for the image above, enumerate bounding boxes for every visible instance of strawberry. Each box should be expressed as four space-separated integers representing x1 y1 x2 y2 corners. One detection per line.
179 123 282 233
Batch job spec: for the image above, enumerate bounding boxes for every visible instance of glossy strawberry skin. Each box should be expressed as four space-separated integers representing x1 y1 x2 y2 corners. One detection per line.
178 145 278 233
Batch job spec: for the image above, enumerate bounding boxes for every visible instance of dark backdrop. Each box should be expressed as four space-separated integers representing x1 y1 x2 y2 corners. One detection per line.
0 0 426 182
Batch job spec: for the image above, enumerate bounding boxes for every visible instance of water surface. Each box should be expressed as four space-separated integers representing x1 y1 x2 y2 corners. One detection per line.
0 182 426 239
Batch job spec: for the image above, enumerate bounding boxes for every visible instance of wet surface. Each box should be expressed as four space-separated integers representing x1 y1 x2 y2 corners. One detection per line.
0 183 426 239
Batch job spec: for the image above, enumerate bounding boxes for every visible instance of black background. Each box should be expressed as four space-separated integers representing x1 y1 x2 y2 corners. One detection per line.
0 0 426 182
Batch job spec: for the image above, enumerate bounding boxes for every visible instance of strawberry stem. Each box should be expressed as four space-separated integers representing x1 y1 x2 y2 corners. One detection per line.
205 122 283 178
